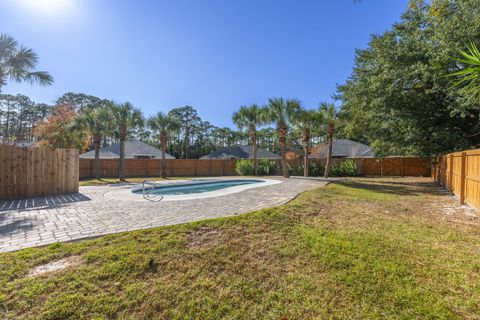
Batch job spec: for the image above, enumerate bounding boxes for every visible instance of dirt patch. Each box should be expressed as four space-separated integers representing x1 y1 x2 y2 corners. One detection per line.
186 227 227 250
424 195 480 226
27 256 83 277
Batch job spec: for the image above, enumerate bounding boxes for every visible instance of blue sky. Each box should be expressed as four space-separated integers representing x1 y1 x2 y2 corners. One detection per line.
1 0 409 127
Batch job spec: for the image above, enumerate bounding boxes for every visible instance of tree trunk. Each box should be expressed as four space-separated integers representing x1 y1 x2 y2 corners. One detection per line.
184 129 189 159
119 128 126 181
278 125 289 178
251 125 257 175
160 133 167 178
324 128 334 178
4 102 10 141
303 129 310 177
94 136 101 180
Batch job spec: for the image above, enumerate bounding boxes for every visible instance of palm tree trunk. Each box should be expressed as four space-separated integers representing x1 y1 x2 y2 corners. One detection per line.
119 128 126 181
251 126 258 175
94 136 101 180
303 129 310 177
278 126 289 178
160 133 167 178
324 133 333 178
304 143 309 177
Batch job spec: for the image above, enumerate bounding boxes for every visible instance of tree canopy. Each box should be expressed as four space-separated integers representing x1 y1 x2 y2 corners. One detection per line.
337 0 480 156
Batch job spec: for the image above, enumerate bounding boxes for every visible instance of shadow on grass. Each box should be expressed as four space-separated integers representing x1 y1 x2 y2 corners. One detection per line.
335 178 443 197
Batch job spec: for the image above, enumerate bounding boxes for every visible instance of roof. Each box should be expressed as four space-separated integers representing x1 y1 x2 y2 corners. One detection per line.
309 139 373 159
200 145 281 160
3 141 38 148
80 140 175 159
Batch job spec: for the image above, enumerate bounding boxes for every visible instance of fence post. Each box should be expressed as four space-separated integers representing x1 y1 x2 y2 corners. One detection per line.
460 152 466 205
448 154 454 191
401 157 405 177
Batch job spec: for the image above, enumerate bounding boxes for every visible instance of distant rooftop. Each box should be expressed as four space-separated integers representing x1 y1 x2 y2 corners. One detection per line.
309 139 373 159
80 140 175 159
200 145 281 160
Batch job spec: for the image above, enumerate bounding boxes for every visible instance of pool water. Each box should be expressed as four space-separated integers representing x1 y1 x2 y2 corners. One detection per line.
134 179 262 196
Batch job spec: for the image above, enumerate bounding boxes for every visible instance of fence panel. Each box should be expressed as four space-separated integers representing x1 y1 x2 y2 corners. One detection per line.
464 150 480 209
432 148 480 211
79 157 430 179
0 146 79 199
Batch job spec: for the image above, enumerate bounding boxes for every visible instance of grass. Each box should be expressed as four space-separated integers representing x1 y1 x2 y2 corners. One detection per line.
1 178 479 319
79 176 194 186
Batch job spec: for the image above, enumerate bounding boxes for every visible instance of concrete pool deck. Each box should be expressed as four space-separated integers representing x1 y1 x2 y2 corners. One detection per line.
0 177 332 252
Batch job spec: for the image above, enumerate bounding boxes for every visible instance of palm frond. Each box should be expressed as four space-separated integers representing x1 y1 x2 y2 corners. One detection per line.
0 33 53 89
449 41 480 99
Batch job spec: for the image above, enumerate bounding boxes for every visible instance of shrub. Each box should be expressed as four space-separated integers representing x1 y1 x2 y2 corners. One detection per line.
296 164 304 176
287 163 305 176
235 159 254 176
309 161 324 177
257 159 278 175
331 159 357 177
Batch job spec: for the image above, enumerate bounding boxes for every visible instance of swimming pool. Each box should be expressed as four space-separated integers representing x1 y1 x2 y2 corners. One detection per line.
133 179 262 196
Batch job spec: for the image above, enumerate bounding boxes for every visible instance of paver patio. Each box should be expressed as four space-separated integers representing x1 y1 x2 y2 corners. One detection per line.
0 177 328 252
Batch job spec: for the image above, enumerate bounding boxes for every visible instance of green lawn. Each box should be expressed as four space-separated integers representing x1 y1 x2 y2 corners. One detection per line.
1 178 479 319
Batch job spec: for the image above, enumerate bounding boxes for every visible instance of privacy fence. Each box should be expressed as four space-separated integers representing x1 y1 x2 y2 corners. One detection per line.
432 148 480 210
0 146 79 199
80 159 238 178
79 157 431 178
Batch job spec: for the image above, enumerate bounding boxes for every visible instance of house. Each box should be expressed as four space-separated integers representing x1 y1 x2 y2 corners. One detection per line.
200 145 281 160
80 140 175 159
309 139 373 159
2 141 38 148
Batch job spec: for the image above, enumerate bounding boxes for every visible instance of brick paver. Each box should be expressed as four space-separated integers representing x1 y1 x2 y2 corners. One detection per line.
0 177 328 252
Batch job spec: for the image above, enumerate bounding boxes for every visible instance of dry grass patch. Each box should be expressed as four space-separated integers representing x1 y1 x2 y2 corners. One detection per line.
27 256 83 278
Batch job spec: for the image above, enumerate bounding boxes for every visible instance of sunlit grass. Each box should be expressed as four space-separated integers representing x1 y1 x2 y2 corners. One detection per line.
1 178 479 319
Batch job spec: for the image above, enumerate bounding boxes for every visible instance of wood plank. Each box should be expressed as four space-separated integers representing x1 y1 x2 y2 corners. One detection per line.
0 146 4 199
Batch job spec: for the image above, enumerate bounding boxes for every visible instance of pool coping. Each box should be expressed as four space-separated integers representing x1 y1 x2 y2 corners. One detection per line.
103 178 282 202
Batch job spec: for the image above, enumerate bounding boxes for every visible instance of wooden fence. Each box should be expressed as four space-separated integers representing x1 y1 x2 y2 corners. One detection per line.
80 157 431 178
363 157 432 176
432 149 480 210
80 159 238 178
0 146 79 199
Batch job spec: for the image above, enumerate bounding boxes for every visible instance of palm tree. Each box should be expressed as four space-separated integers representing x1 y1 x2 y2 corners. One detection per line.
0 34 53 91
292 109 322 177
265 98 301 178
109 102 144 181
450 41 480 101
147 112 180 178
319 103 338 178
71 107 111 179
232 104 267 175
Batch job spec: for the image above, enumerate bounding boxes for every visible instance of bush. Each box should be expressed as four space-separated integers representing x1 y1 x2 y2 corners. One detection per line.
257 159 278 175
309 161 324 177
287 163 305 176
331 159 357 177
235 159 254 176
